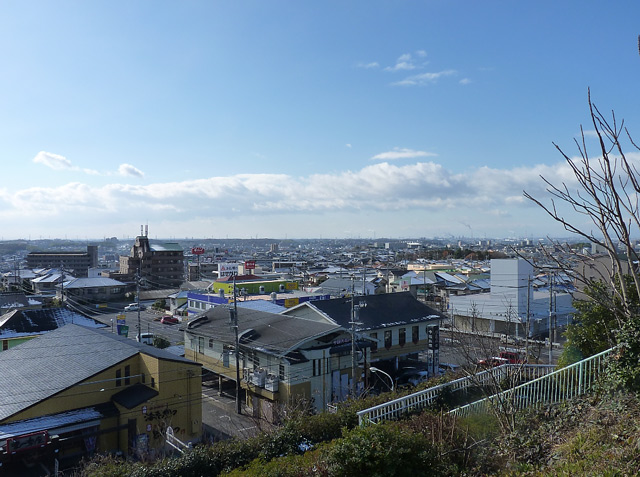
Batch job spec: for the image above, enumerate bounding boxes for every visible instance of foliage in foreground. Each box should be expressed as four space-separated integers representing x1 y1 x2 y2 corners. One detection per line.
76 388 640 476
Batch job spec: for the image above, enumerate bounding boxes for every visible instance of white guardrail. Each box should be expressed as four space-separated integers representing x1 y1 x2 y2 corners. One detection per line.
449 347 614 418
357 363 555 426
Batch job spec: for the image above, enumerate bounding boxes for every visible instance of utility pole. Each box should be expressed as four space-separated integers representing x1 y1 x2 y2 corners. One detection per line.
230 275 242 414
548 273 554 364
526 276 531 360
136 266 141 343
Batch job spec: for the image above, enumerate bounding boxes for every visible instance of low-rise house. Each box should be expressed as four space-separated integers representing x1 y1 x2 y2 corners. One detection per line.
284 292 444 374
0 324 202 472
59 277 128 303
0 307 106 351
184 307 367 421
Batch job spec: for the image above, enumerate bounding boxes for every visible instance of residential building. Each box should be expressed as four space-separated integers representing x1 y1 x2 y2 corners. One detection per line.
284 292 443 374
0 324 202 472
184 307 367 421
0 307 106 351
26 246 98 278
119 233 184 289
59 277 129 304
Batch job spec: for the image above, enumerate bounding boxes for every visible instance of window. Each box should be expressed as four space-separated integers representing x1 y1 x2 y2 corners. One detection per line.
279 364 285 380
369 332 378 351
2 340 7 351
116 369 122 387
384 330 392 349
398 328 406 347
412 325 419 344
313 359 322 376
124 365 131 385
198 337 204 353
208 338 214 348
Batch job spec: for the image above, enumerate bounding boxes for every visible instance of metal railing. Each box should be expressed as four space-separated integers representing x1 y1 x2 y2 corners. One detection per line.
449 347 614 418
357 363 555 426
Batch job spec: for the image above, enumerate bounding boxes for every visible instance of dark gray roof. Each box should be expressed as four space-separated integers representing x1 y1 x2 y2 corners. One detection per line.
0 324 197 421
0 307 106 338
112 383 158 409
306 292 443 331
186 306 343 357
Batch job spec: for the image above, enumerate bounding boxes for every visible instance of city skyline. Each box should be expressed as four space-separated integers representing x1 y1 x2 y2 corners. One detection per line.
1 2 639 240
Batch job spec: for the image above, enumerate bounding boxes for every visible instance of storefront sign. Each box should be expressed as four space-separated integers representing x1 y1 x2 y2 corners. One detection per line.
7 431 48 453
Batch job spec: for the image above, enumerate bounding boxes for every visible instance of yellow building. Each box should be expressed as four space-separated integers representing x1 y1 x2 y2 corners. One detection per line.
0 324 201 473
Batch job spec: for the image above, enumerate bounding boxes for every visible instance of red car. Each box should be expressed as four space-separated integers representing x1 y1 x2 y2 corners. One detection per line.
160 316 179 325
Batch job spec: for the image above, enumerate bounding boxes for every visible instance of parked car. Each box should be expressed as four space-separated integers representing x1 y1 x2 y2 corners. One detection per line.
396 367 430 387
124 303 146 312
136 332 154 345
160 316 179 325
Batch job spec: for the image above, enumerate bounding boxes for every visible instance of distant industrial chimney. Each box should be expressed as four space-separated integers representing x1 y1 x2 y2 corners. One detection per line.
140 225 144 237
145 224 148 237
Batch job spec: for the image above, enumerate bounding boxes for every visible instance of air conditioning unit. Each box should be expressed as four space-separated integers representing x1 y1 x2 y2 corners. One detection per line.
251 369 267 387
265 374 279 392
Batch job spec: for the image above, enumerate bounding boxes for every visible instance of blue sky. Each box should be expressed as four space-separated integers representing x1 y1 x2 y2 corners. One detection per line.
1 1 639 240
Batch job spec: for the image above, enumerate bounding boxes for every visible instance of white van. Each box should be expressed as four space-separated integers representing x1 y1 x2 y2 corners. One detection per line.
137 332 154 345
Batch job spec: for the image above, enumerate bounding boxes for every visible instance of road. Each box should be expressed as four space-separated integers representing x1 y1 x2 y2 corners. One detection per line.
86 302 185 345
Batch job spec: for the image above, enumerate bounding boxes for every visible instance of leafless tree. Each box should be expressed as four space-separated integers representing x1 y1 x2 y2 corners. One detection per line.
523 90 640 326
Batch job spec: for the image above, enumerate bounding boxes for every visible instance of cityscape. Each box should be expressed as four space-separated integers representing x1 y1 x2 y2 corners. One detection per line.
1 0 639 474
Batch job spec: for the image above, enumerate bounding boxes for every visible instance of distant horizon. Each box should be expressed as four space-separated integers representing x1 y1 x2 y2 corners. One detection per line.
0 234 587 244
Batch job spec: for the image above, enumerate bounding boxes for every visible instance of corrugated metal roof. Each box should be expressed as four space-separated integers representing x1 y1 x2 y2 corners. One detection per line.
63 277 126 289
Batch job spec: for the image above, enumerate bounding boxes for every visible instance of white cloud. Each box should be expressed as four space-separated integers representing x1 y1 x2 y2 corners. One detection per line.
392 69 457 86
346 144 352 148
459 78 471 85
356 61 380 69
118 164 145 178
383 51 431 72
33 151 72 170
5 154 627 239
371 148 437 161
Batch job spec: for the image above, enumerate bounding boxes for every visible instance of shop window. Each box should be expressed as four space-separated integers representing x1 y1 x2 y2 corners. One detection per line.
116 369 122 387
384 330 392 349
399 328 406 347
412 325 419 344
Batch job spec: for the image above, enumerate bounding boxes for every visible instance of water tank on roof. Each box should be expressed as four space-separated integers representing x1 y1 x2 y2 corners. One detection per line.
259 285 265 294
270 292 277 303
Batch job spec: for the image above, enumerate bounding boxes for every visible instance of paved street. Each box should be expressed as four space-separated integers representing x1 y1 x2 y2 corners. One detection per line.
86 302 185 345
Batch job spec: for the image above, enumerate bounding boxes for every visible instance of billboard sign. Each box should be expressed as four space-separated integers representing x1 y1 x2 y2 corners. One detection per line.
191 247 205 255
244 260 256 270
218 263 238 277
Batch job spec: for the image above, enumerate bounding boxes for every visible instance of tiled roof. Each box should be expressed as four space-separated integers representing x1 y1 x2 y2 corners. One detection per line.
307 292 443 331
186 307 342 357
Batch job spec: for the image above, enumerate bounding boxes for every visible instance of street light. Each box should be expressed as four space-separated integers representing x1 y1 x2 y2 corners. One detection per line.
369 366 394 392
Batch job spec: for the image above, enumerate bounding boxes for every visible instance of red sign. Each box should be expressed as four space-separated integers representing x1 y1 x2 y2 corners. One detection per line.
244 260 256 270
191 247 205 255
